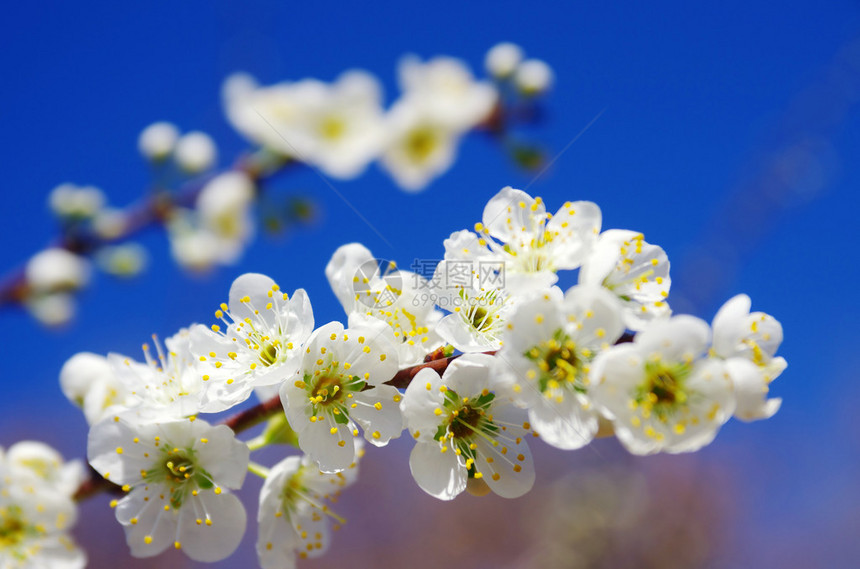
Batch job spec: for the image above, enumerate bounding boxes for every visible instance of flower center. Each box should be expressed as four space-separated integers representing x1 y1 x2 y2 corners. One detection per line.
637 361 690 419
435 388 498 446
404 127 439 162
279 468 347 525
470 306 490 330
449 405 483 439
143 448 212 509
163 456 196 481
319 116 346 141
311 375 345 406
0 508 30 549
526 331 585 393
259 339 281 366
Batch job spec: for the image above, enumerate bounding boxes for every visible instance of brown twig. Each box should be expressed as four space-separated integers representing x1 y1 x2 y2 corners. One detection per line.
0 151 293 311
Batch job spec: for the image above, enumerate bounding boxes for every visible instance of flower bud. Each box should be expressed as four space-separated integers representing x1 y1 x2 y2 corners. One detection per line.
95 243 148 277
174 131 217 173
26 248 90 292
25 292 76 327
48 183 105 219
485 42 524 79
138 121 179 161
514 58 554 95
59 352 113 407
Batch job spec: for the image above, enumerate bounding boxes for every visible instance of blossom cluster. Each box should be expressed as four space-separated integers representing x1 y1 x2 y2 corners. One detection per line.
13 42 551 328
224 41 551 191
33 184 787 568
0 442 86 568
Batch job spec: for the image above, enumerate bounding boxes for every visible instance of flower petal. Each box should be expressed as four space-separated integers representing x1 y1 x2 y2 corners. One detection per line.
409 441 467 500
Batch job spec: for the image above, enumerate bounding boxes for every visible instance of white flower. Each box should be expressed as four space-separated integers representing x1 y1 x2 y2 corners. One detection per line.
196 171 256 249
256 448 361 569
223 72 304 155
495 285 625 450
25 292 77 327
174 131 217 173
5 441 85 498
168 173 256 271
61 352 113 407
485 42 524 79
138 121 179 161
590 315 735 455
377 97 462 192
0 443 86 569
87 414 249 562
223 71 385 179
325 243 443 365
447 187 601 293
268 70 386 179
514 59 554 95
25 248 90 293
109 328 231 417
432 259 515 352
579 229 671 331
280 321 403 473
190 273 314 408
60 351 133 425
712 294 784 421
397 55 497 132
377 55 496 191
92 207 127 240
95 243 148 277
48 183 105 219
401 353 535 500
167 221 225 272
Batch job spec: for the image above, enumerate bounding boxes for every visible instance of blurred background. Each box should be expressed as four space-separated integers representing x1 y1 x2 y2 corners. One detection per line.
1 1 858 567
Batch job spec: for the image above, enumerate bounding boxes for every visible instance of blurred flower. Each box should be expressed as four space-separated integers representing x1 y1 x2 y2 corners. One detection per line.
95 243 148 277
591 316 734 454
377 99 462 191
223 71 386 179
5 441 85 497
377 55 497 191
25 248 90 293
48 183 106 219
0 441 86 569
137 121 179 162
256 448 361 569
25 291 77 327
514 59 554 95
167 172 256 271
196 171 255 247
174 131 217 173
92 207 127 240
397 55 497 132
60 351 131 425
712 294 784 421
485 42 524 79
167 224 224 272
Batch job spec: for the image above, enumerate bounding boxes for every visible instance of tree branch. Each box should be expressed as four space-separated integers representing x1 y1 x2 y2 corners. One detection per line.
0 151 295 310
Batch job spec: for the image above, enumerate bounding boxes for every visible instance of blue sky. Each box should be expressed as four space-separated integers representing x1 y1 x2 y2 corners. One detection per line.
2 1 859 567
